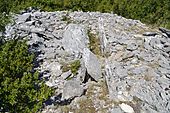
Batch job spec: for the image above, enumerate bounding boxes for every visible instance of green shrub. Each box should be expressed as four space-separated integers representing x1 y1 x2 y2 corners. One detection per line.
0 39 54 113
0 0 170 30
0 13 10 32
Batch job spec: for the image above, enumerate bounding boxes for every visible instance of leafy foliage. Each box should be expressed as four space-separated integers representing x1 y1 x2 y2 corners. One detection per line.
0 39 54 113
0 13 10 32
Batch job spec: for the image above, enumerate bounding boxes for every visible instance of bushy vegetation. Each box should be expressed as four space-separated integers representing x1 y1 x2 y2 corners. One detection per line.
0 39 54 112
0 13 10 32
0 0 170 29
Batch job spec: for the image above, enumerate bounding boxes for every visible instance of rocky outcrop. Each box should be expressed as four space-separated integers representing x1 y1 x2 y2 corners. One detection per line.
4 9 170 113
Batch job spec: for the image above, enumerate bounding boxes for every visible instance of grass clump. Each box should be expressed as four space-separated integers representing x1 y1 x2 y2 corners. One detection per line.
88 31 102 56
62 60 81 75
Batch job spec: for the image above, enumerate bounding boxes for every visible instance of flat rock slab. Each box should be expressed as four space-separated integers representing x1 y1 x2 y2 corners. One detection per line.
83 48 102 81
143 32 158 36
62 80 84 100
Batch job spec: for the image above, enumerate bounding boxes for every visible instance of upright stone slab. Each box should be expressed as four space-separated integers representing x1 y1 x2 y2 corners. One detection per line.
83 48 102 81
62 24 89 53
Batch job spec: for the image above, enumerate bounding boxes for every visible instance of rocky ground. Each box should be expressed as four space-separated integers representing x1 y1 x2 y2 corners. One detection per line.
3 8 170 113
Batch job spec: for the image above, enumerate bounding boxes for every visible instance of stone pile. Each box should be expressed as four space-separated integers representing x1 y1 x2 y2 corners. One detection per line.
4 9 170 113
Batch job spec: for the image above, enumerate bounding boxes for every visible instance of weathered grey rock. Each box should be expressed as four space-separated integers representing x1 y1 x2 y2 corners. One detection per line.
110 107 123 113
62 80 84 100
62 24 89 53
141 104 159 113
122 51 134 60
158 67 170 75
115 44 124 51
158 60 170 69
83 48 102 81
45 81 56 87
162 33 169 38
164 46 170 53
131 66 148 75
61 70 72 80
127 42 138 51
27 33 44 45
139 51 155 62
31 11 42 18
119 103 134 113
115 67 128 78
148 37 163 49
30 26 46 33
46 62 62 77
25 20 35 26
42 48 56 59
44 52 56 59
130 80 170 113
143 32 158 36
76 60 87 83
18 24 30 31
130 57 139 64
159 27 170 38
0 32 3 37
143 41 152 50
16 13 31 23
